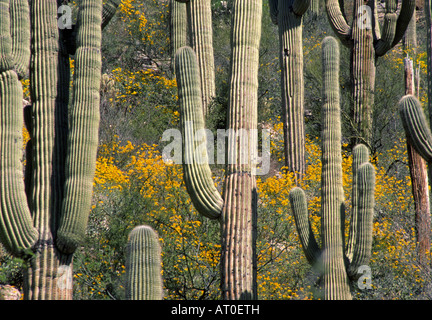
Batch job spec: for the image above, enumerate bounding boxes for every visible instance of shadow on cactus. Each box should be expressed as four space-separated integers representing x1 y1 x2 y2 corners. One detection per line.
288 36 376 300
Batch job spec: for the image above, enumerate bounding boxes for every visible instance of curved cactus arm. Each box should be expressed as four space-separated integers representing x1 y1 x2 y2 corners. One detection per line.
0 71 38 256
346 162 375 278
374 0 398 57
175 46 223 220
346 144 369 261
289 187 322 265
56 0 103 254
293 0 311 16
375 0 415 56
125 226 163 300
325 0 351 46
399 95 432 162
0 0 13 72
102 0 121 29
10 0 31 78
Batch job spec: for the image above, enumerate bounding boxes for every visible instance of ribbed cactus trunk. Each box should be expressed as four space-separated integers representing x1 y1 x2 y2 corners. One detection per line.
289 37 375 300
220 0 262 300
0 0 119 300
269 0 309 181
170 0 187 70
350 0 375 145
326 0 415 146
125 226 163 300
320 37 350 299
175 0 262 300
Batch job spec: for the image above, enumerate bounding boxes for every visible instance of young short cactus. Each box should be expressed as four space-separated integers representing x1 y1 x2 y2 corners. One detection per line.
175 0 262 300
289 37 376 300
0 0 119 300
269 0 310 180
125 226 163 300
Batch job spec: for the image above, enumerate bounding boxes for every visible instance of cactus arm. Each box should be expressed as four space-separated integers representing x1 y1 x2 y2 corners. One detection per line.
175 46 223 220
289 187 321 265
325 0 351 46
391 0 416 48
346 162 375 277
102 0 121 30
0 71 38 255
375 0 415 56
399 95 432 162
56 0 103 254
374 0 398 57
125 226 163 300
293 0 311 16
346 144 369 260
0 0 14 72
10 0 31 78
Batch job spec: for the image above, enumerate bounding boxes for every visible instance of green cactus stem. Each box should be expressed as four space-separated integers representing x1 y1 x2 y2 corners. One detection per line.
269 0 310 181
326 0 415 145
175 46 223 219
289 37 375 300
174 0 215 116
125 226 163 300
175 0 262 300
170 0 187 70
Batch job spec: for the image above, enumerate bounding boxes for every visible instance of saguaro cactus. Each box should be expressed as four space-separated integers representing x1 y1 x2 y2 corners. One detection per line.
125 226 163 300
289 37 376 300
0 0 119 300
326 0 415 145
269 0 310 180
174 0 215 116
175 0 262 300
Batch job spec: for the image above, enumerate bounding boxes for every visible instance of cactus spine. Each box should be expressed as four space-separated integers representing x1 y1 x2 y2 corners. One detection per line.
125 226 163 300
326 0 415 145
0 0 119 300
289 37 375 300
175 0 262 300
269 0 310 180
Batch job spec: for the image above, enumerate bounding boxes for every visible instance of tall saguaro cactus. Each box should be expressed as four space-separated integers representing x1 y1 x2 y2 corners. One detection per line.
326 0 415 145
289 37 376 300
269 0 310 180
175 0 262 300
0 0 119 300
125 226 163 300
